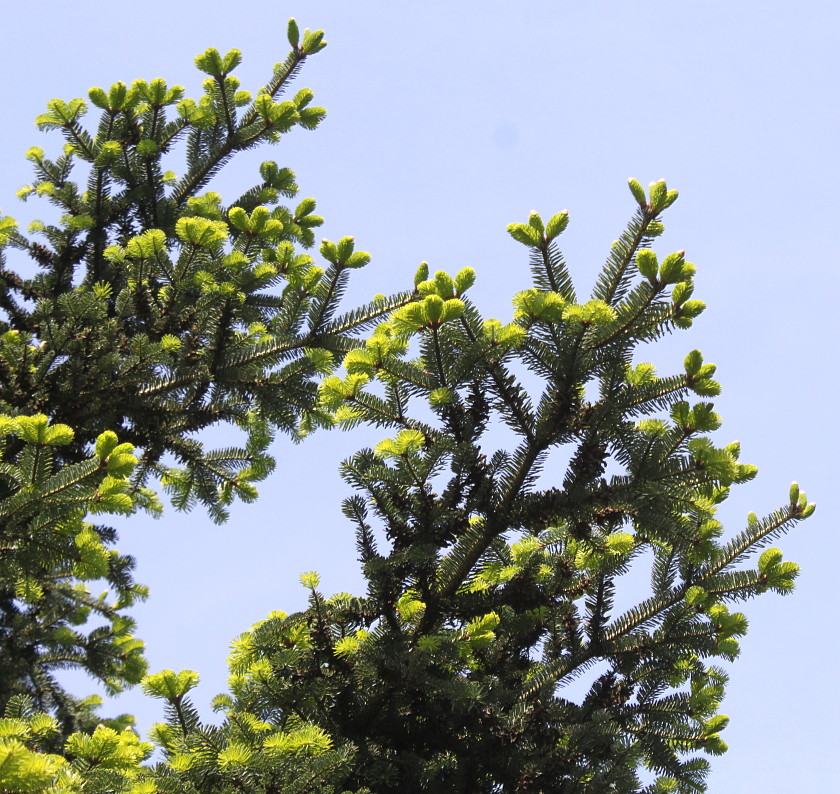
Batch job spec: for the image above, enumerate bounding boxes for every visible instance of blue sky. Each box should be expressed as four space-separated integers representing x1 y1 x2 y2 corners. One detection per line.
2 1 837 790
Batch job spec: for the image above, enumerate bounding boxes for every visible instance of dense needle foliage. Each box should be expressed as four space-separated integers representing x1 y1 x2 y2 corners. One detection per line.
0 19 813 794
0 19 405 747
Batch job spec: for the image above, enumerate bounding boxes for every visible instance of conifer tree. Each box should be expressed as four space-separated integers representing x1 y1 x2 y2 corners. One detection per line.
100 181 809 794
0 20 402 520
0 20 814 794
0 19 406 742
0 415 157 742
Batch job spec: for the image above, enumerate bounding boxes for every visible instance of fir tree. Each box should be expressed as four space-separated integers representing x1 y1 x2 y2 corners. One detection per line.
0 415 157 742
81 181 808 794
0 19 405 742
0 19 403 521
0 21 815 794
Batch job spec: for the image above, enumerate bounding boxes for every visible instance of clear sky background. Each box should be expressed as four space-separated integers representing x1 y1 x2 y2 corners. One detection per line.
2 1 837 790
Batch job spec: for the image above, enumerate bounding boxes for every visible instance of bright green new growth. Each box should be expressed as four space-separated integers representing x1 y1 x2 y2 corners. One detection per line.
0 694 155 794
0 21 815 794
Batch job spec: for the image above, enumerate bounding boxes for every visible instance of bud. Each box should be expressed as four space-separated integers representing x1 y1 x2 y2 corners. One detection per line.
287 18 300 48
627 178 647 205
